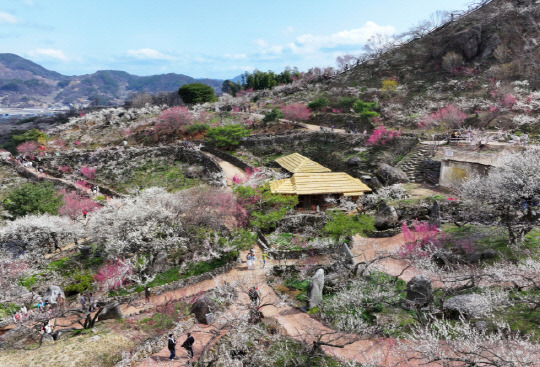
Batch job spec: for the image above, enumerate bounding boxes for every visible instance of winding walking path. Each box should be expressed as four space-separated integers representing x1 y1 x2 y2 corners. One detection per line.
135 240 423 366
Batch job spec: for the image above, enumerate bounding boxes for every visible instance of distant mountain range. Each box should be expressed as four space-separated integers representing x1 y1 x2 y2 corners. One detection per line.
0 53 227 108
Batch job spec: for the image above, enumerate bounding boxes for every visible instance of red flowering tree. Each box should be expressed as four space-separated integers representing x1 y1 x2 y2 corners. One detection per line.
155 106 193 135
80 166 96 180
419 104 467 130
58 189 101 219
16 141 38 156
76 180 92 190
175 187 248 230
399 221 443 258
93 259 133 292
365 126 401 146
281 103 311 122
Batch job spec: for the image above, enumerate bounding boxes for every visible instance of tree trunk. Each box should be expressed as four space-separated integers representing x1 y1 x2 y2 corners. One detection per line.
507 224 530 249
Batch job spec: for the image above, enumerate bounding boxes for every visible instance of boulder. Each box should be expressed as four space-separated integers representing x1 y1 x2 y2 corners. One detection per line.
480 33 501 59
306 269 324 310
42 286 65 305
340 243 354 266
98 303 124 321
451 25 482 60
41 333 55 345
347 156 363 167
361 175 383 190
377 164 409 185
404 275 433 309
443 294 490 319
375 202 399 230
190 296 216 324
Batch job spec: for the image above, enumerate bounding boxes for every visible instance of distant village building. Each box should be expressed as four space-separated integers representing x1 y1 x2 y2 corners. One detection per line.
269 153 371 210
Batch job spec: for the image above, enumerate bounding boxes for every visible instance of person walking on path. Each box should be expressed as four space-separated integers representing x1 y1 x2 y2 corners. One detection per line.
262 252 268 268
88 293 97 312
181 332 195 359
246 253 252 269
168 334 176 360
79 294 86 312
144 286 151 303
248 286 259 306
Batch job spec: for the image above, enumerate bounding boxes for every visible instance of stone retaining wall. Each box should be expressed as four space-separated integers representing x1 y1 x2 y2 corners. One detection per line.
201 146 252 171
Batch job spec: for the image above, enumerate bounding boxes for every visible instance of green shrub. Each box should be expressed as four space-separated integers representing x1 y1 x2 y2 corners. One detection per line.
0 303 19 318
63 271 93 295
3 182 63 217
186 123 209 134
307 97 329 110
233 183 298 231
18 275 39 290
262 108 283 123
178 83 217 104
337 97 357 111
352 100 380 122
323 211 375 240
205 124 251 148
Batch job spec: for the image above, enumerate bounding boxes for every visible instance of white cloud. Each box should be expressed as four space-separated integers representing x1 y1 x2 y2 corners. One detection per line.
224 53 247 60
0 11 18 24
27 48 68 61
126 48 175 60
252 39 283 55
293 21 395 53
253 21 396 58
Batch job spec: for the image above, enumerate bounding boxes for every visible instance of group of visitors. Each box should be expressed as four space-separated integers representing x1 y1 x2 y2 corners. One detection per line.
246 248 269 269
12 305 28 323
14 155 45 172
168 332 195 361
79 292 97 312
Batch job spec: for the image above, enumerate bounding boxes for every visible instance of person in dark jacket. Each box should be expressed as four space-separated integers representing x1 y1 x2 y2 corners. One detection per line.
168 334 176 360
181 332 195 359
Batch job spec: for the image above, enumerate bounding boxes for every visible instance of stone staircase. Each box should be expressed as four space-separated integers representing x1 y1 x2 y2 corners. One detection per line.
396 143 431 183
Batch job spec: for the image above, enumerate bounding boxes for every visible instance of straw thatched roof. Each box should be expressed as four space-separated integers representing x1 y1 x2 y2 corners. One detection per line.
275 153 331 173
270 172 371 196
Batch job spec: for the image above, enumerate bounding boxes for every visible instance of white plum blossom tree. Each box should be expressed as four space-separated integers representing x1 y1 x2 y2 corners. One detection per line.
461 148 540 248
87 187 187 275
0 214 83 259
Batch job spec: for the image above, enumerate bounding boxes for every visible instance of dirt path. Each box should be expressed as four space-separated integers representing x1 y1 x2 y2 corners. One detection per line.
134 243 424 366
201 151 246 185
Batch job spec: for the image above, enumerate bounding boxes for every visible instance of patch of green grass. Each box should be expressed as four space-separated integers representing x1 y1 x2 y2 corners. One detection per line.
105 159 202 193
179 251 238 279
442 225 540 262
116 251 239 295
0 302 19 318
283 277 310 301
500 290 540 342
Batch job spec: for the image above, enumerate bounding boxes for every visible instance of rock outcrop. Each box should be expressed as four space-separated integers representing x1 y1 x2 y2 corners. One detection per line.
98 302 124 321
42 285 65 304
306 269 325 310
190 296 216 324
404 275 433 309
377 163 409 185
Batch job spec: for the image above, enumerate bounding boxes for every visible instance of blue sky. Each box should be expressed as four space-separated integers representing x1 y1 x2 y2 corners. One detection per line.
1 0 471 79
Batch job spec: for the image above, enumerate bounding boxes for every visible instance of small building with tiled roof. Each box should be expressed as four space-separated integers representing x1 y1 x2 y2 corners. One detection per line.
270 153 371 210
